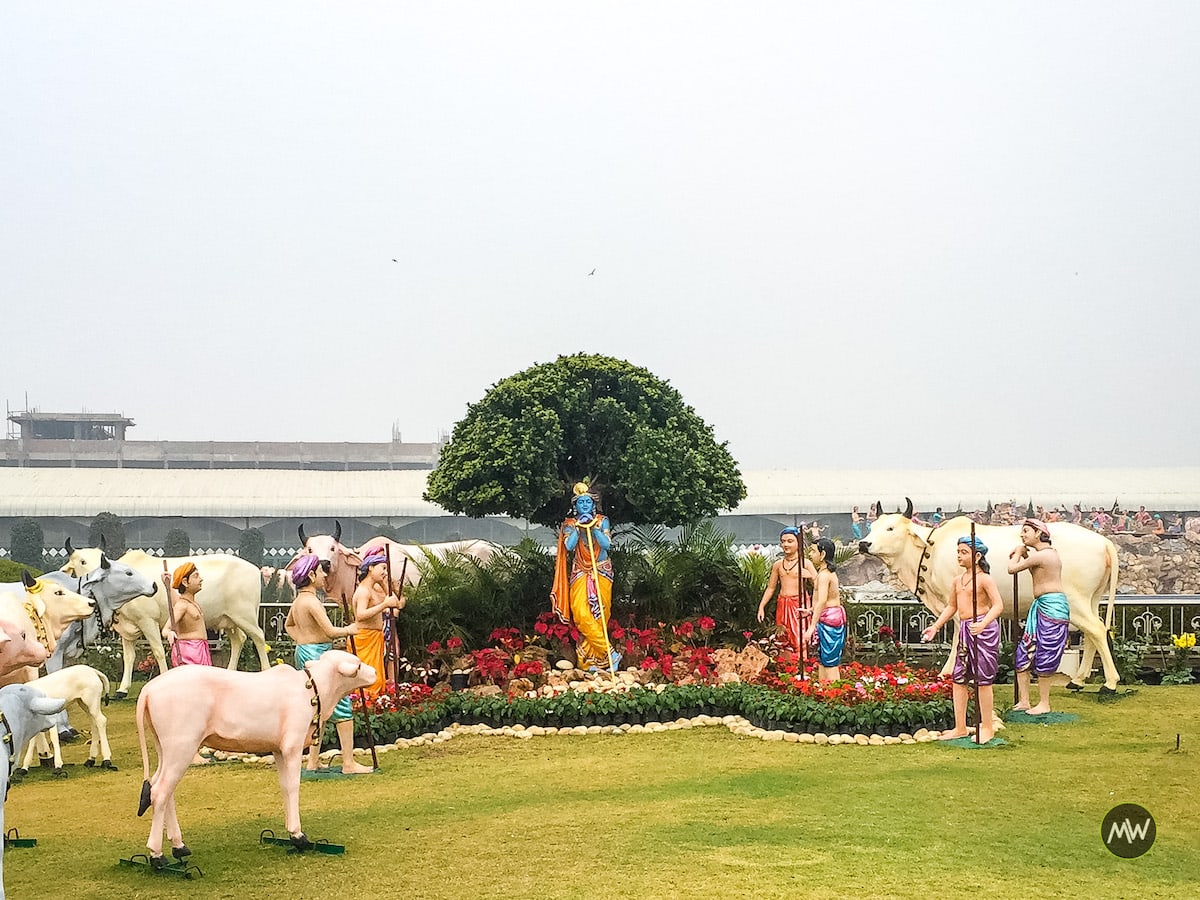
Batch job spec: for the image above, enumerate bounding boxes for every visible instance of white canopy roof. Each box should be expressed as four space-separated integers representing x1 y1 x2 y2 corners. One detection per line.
1 466 1198 518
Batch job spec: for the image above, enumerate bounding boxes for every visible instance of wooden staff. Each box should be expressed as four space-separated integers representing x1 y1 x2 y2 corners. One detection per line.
1012 569 1022 708
583 522 618 680
798 524 808 670
383 544 396 684
161 559 177 668
393 555 408 682
340 590 379 771
969 522 982 744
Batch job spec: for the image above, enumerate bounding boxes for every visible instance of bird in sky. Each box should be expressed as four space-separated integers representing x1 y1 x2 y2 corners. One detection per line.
587 268 596 276
392 258 398 262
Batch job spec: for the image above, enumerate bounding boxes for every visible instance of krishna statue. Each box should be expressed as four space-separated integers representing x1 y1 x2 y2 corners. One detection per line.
550 482 621 673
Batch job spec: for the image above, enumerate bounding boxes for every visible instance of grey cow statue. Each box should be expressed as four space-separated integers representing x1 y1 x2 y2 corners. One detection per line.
0 683 68 899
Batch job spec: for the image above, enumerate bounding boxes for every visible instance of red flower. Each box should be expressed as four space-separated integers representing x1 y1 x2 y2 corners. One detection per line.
427 641 442 653
534 620 549 635
698 616 716 631
675 621 695 638
446 636 464 650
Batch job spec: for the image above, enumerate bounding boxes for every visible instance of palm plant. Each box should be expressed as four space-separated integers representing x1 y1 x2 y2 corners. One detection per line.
614 520 754 631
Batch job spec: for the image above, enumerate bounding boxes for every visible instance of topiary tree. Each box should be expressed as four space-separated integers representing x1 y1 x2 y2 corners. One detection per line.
0 559 41 581
89 512 127 557
238 527 265 567
8 518 44 568
425 353 746 527
163 528 192 557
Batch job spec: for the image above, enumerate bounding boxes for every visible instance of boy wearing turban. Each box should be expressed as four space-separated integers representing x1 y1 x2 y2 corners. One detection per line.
285 554 373 774
921 536 1004 743
163 561 212 667
1007 519 1070 715
757 527 817 660
351 547 404 697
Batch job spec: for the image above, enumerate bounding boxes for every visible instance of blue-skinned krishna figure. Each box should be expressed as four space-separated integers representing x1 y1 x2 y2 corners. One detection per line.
550 482 621 673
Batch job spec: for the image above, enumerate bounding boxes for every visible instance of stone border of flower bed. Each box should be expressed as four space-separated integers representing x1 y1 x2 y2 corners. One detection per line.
208 715 951 766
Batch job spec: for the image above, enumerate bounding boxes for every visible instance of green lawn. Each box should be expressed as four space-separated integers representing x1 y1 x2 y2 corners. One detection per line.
5 684 1197 899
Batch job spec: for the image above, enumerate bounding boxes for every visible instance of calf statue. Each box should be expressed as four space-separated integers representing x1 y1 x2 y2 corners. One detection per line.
18 665 115 776
0 684 68 899
136 650 374 867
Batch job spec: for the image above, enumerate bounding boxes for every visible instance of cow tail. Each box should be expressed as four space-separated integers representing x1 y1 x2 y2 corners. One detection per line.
99 671 111 707
1104 538 1119 631
136 689 152 816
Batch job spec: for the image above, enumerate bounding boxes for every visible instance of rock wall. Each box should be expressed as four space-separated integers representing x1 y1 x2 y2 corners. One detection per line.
838 534 1200 596
1112 534 1200 595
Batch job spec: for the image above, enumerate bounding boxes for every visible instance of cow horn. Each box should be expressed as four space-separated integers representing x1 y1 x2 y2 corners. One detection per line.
65 536 74 554
904 498 914 519
100 533 107 551
22 570 36 589
100 553 112 570
298 523 308 545
334 520 342 543
874 500 882 518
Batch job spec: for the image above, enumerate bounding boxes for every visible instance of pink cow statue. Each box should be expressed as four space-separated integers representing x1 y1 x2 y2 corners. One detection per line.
136 650 374 866
0 620 49 679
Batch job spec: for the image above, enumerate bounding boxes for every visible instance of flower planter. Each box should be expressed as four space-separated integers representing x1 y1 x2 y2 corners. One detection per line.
449 672 470 691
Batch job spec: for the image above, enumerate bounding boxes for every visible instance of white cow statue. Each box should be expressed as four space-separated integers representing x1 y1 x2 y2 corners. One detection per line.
0 572 94 687
859 500 1120 691
292 520 500 604
136 650 374 867
61 541 269 697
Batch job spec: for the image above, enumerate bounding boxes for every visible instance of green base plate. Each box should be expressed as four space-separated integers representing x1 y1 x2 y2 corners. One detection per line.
118 854 202 878
301 767 378 781
935 735 1008 749
1006 710 1080 724
259 829 345 855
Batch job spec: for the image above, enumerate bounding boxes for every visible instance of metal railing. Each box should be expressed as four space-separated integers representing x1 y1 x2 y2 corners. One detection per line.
841 589 1200 653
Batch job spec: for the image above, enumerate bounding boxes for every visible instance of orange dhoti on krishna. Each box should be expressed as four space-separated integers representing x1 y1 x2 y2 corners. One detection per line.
551 518 619 671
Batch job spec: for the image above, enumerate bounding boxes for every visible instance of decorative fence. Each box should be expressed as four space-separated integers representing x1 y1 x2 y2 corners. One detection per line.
842 588 1200 658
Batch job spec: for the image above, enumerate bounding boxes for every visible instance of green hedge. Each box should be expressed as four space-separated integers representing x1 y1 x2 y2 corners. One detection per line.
327 682 953 748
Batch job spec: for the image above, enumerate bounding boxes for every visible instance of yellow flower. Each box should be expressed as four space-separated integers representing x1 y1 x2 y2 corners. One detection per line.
1172 633 1196 650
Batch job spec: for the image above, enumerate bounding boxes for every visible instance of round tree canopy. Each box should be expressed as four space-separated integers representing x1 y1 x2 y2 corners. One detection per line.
424 354 746 527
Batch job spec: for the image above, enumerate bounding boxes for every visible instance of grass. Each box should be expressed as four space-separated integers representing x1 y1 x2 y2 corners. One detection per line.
4 684 1197 899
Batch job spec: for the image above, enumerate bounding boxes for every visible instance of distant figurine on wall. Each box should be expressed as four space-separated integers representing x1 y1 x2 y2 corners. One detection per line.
757 527 817 659
551 483 620 673
804 538 845 682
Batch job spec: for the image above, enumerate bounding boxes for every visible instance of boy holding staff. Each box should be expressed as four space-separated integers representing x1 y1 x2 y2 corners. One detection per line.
1007 518 1070 715
921 535 1004 743
757 527 817 657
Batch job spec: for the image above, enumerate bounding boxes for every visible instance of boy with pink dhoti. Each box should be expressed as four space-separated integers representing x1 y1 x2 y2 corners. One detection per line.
163 561 212 667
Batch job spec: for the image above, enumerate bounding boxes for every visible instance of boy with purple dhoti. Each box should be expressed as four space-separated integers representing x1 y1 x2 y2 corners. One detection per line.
921 536 1004 742
1007 518 1070 715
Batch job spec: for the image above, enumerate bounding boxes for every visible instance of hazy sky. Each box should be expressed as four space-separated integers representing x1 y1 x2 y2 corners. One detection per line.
4 3 1198 470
